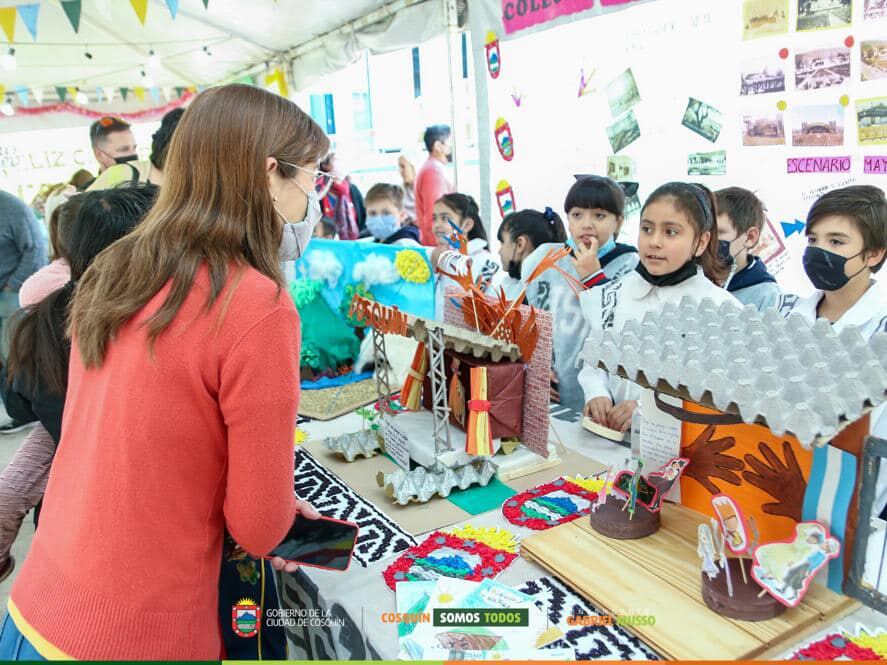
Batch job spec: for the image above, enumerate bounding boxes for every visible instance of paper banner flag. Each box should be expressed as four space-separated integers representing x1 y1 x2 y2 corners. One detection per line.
149 86 159 103
55 86 68 102
30 87 42 104
66 86 77 102
119 87 129 101
14 86 28 106
133 86 145 102
105 86 114 103
0 85 7 99
95 86 102 102
61 0 81 33
264 67 289 98
17 4 39 41
161 86 172 101
186 85 196 94
201 0 209 7
129 0 148 25
174 86 185 98
196 84 206 92
164 0 178 19
0 8 16 43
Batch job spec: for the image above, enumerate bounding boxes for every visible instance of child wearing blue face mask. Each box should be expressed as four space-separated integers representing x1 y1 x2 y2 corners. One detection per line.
364 183 421 247
565 176 639 288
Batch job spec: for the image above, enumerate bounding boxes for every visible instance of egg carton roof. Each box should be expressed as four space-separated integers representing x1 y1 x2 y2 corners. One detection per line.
578 297 887 448
406 316 522 362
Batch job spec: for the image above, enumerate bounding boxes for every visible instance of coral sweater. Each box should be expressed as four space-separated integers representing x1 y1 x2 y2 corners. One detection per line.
9 264 300 660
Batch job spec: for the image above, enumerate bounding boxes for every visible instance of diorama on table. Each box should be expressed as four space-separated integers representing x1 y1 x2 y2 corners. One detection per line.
324 222 571 504
578 296 887 621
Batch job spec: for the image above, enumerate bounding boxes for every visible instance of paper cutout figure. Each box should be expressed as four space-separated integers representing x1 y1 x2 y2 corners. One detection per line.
698 524 719 579
751 522 840 608
494 117 514 161
646 457 689 511
485 32 500 79
495 180 516 218
712 519 733 597
712 494 749 555
612 468 658 512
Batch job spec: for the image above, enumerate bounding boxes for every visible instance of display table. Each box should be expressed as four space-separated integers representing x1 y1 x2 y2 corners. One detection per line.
277 411 886 660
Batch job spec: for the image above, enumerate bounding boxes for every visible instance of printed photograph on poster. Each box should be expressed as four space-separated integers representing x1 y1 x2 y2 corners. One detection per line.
795 47 850 90
861 41 887 80
792 104 845 146
687 150 726 175
866 0 887 20
606 110 641 154
758 214 788 266
682 98 723 143
624 193 641 217
857 96 887 145
606 68 641 118
797 0 851 31
740 57 786 95
606 155 636 181
742 113 786 146
743 0 789 40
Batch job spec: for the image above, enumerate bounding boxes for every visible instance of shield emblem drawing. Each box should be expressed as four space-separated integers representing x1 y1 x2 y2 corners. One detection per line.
232 598 260 638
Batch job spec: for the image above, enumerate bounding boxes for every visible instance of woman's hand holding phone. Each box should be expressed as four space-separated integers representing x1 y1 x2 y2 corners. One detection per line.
269 499 320 574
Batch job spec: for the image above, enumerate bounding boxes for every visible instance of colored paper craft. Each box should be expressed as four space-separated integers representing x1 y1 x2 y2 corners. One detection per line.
384 528 518 591
502 477 602 530
751 521 840 608
712 494 749 554
787 156 851 173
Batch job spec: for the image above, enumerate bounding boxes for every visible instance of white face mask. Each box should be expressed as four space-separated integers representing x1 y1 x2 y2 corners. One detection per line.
275 161 328 261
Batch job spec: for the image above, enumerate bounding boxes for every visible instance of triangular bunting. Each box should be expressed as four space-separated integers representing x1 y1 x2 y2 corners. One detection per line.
31 86 43 104
129 0 148 25
0 85 7 99
14 86 28 106
196 84 206 92
104 87 115 104
149 86 159 103
66 86 77 102
174 86 185 98
0 8 17 43
164 0 178 19
264 67 289 98
95 86 103 102
119 87 129 101
186 85 196 94
201 0 208 8
17 4 39 41
161 86 172 101
133 86 145 101
60 0 81 33
55 86 68 102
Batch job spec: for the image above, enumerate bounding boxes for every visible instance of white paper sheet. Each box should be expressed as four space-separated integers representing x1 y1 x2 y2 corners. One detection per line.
638 389 683 503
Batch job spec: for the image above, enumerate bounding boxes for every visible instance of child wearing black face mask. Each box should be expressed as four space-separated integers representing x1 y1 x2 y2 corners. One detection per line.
496 208 590 411
578 182 739 433
778 185 887 519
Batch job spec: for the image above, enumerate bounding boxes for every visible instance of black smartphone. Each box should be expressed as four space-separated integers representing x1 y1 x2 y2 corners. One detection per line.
265 515 359 572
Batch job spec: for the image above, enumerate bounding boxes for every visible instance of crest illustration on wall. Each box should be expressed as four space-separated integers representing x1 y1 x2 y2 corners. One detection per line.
485 31 501 79
496 180 516 218
494 117 514 161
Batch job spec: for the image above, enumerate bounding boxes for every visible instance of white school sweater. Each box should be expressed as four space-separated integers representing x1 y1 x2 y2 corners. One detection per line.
779 282 887 516
577 267 740 405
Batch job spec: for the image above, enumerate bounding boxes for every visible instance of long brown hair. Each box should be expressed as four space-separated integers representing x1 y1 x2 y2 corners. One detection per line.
642 182 729 284
71 84 329 368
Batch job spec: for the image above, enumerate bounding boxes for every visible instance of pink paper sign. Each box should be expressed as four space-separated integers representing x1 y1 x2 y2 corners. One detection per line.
864 156 887 173
502 0 595 34
787 156 851 174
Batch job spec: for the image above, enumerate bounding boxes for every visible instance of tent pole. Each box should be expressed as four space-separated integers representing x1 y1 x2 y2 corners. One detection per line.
444 0 461 191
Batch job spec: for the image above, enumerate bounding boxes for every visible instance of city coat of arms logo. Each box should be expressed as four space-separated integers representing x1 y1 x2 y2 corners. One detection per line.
232 597 260 638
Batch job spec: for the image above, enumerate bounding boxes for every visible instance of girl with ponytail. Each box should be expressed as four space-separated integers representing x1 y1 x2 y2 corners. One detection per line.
578 181 738 434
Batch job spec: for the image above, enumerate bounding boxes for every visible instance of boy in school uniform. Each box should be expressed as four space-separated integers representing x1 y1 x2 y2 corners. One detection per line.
715 187 781 310
779 185 887 517
363 183 422 247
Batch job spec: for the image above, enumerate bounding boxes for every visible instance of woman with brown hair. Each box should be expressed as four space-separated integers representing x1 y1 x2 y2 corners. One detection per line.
0 84 328 660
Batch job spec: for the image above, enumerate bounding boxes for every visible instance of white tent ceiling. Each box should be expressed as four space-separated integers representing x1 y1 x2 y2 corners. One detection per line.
0 0 426 96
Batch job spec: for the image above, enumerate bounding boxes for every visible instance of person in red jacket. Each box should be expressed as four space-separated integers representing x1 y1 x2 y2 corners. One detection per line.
0 84 328 660
414 124 454 246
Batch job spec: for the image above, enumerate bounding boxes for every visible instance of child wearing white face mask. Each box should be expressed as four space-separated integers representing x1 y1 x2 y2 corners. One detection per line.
363 183 422 247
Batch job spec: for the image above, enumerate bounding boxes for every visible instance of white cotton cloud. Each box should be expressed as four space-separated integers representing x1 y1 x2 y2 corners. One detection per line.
306 250 343 288
352 253 399 288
